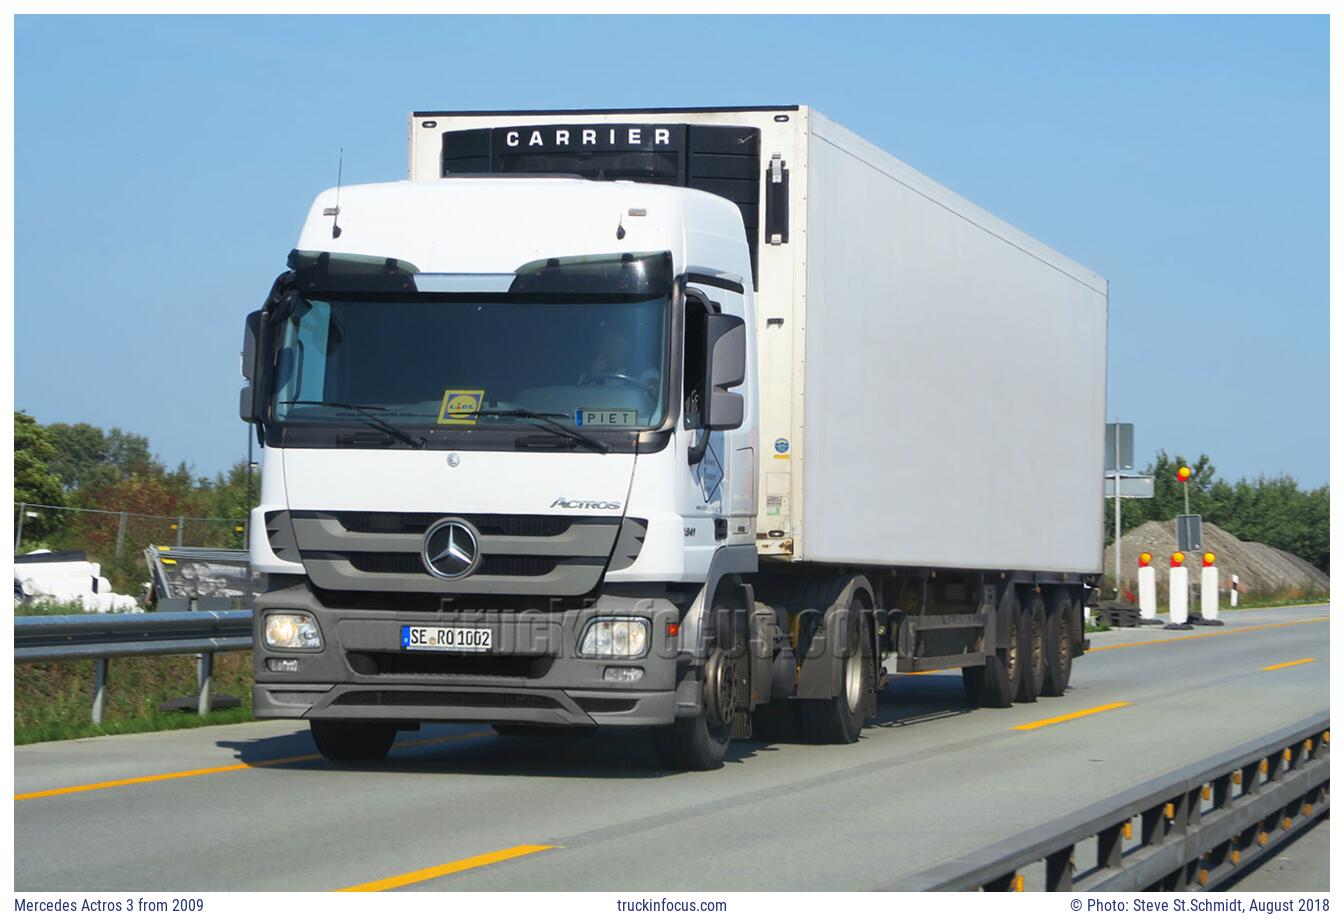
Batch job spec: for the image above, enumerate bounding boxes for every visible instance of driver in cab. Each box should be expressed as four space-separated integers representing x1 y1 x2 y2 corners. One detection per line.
579 325 659 394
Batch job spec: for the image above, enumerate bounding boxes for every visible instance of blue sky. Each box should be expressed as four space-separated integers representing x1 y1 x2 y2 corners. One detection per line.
14 14 1330 487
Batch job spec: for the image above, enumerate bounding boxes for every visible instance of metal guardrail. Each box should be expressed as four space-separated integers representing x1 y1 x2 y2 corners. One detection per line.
15 610 255 724
892 713 1330 892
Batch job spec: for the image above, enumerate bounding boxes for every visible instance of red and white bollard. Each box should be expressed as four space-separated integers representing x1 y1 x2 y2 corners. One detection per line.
1137 552 1157 622
1201 553 1219 619
1167 552 1191 629
1199 552 1223 625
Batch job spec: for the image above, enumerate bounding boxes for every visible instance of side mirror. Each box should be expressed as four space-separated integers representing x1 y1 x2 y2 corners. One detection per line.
240 310 262 423
703 313 746 431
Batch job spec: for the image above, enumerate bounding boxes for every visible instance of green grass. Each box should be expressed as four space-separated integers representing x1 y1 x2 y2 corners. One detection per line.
14 599 117 616
1221 593 1330 611
15 701 256 745
14 652 257 745
1152 592 1330 615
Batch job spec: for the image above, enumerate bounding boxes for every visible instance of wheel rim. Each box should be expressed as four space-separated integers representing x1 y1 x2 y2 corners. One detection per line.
704 648 735 728
844 639 863 712
1032 611 1044 676
1006 615 1019 679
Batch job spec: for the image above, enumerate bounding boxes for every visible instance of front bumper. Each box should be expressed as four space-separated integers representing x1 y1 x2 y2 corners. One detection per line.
251 581 682 727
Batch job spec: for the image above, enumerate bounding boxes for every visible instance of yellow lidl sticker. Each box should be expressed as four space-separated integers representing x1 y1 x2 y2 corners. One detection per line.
437 389 486 426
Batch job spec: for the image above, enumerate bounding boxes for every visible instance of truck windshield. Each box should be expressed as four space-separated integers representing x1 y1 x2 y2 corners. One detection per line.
269 292 670 432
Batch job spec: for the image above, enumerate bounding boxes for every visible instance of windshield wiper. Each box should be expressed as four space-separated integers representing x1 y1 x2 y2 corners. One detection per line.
475 408 611 454
279 400 426 449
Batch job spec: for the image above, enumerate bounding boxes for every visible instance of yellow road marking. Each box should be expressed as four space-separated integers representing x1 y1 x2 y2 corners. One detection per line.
15 617 1328 801
1261 657 1316 672
1089 617 1328 653
1012 701 1131 731
338 844 555 892
15 729 493 802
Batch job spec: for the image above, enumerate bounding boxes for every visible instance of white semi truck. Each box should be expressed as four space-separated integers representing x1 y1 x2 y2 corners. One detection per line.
241 105 1107 770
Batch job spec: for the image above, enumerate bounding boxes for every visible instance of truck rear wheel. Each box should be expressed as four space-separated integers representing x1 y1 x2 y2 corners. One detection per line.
800 597 871 744
976 590 1022 708
1015 592 1046 703
1041 591 1074 696
310 720 397 763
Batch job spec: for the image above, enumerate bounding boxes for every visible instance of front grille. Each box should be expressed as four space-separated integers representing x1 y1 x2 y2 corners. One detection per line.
347 651 552 680
335 689 560 710
331 512 609 537
330 552 561 578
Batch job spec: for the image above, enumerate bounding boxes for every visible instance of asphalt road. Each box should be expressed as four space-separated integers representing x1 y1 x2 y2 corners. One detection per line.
14 604 1329 892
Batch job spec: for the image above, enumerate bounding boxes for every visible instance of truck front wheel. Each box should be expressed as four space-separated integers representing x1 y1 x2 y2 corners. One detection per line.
652 592 739 771
310 720 397 763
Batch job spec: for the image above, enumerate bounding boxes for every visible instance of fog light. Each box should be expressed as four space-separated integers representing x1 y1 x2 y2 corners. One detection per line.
579 618 649 658
603 667 644 682
266 658 299 672
264 611 322 650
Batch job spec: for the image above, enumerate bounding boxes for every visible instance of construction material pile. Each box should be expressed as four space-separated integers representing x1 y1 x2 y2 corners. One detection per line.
1105 520 1328 599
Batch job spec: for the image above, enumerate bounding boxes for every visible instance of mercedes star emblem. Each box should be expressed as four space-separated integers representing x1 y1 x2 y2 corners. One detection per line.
421 518 480 579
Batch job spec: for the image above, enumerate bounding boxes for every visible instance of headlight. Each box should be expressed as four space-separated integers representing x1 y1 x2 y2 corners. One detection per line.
579 618 649 658
264 611 323 650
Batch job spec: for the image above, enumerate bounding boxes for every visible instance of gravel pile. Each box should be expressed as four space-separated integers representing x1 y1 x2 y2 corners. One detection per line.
1104 519 1329 598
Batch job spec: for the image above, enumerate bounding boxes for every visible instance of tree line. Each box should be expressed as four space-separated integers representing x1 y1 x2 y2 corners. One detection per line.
14 412 1331 592
14 411 253 594
1104 450 1329 573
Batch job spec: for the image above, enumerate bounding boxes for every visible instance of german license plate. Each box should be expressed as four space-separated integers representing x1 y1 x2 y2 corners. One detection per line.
400 625 492 652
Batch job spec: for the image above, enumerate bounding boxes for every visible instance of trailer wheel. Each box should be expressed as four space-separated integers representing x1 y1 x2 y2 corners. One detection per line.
652 590 738 771
800 596 871 744
977 590 1022 708
1041 591 1074 696
310 720 397 763
1016 592 1046 703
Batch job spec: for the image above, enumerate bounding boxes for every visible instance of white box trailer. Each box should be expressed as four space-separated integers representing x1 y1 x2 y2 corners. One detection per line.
409 106 1107 575
241 105 1108 770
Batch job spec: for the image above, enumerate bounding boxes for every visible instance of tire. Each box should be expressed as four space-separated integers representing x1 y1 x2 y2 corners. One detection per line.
978 590 1022 708
1041 591 1075 697
799 596 871 744
961 664 986 706
1016 592 1046 703
652 589 740 771
310 720 397 763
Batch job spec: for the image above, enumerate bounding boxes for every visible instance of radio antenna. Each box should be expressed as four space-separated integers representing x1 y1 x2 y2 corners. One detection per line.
329 148 344 239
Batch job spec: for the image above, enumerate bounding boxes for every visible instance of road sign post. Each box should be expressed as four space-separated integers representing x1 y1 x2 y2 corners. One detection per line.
1105 422 1138 598
1176 514 1203 552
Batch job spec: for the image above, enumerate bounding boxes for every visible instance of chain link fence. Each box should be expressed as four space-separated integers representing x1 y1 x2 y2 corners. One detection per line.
14 503 248 597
